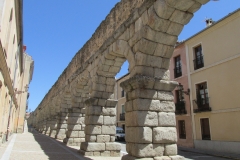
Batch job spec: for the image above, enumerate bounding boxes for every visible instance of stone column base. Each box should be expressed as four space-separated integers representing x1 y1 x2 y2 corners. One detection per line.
122 155 185 160
49 129 57 138
79 142 121 157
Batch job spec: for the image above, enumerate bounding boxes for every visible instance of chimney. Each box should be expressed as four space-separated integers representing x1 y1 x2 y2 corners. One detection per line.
23 45 27 52
205 18 214 27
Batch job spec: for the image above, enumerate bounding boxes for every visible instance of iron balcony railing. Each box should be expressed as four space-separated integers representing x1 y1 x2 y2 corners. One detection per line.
193 55 204 70
193 97 211 113
175 101 187 115
120 113 125 121
174 66 182 78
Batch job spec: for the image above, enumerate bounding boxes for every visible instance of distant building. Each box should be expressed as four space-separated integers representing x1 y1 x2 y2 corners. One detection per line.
114 73 129 130
0 0 34 144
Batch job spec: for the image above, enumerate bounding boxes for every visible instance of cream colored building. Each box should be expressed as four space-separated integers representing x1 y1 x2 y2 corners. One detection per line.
184 9 240 153
114 73 129 130
0 0 33 144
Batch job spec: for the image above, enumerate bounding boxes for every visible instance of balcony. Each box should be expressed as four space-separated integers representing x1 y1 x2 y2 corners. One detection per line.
193 97 211 113
120 113 125 121
175 101 187 115
174 66 182 78
193 55 204 70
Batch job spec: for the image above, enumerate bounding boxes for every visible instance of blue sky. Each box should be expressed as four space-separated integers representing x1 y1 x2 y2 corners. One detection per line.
23 1 240 112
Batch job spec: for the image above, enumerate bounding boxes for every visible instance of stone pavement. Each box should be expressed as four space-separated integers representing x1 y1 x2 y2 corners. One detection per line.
0 127 122 160
178 146 240 160
1 127 240 160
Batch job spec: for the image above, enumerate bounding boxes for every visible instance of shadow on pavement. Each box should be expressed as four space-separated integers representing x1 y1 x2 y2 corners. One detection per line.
28 126 93 160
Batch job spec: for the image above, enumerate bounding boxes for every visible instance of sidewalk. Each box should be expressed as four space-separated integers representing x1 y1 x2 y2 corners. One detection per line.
0 127 121 160
179 146 240 160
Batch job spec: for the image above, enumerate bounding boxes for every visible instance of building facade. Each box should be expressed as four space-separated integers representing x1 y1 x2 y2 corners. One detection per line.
0 0 34 144
169 42 194 148
187 9 240 154
180 9 240 153
114 73 129 130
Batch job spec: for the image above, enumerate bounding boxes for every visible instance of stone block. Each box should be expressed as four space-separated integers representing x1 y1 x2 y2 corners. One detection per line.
126 127 152 143
158 112 176 127
154 0 175 19
125 101 133 112
165 144 177 156
103 116 116 125
110 151 121 157
195 0 209 5
130 66 154 78
126 111 158 127
86 106 102 115
85 135 96 142
102 107 116 116
133 38 157 55
110 136 115 142
153 127 177 143
68 124 82 131
79 131 85 137
154 69 170 80
154 156 171 160
133 99 160 111
154 80 178 91
106 142 121 151
102 125 116 135
169 9 193 25
93 152 101 156
85 116 103 125
147 6 171 32
135 52 163 68
85 125 102 135
166 22 184 36
129 143 164 157
131 89 158 100
159 101 175 112
188 2 202 13
105 99 117 107
97 135 110 143
154 43 174 59
101 151 110 157
81 142 105 151
122 155 153 160
173 0 196 11
67 131 78 138
74 138 85 143
157 91 174 101
169 155 185 160
142 26 177 46
79 150 93 156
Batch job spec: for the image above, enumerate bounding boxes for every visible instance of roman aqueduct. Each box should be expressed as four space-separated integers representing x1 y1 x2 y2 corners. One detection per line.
28 0 210 159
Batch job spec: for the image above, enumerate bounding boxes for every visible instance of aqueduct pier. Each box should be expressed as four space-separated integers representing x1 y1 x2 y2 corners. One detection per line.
28 0 210 159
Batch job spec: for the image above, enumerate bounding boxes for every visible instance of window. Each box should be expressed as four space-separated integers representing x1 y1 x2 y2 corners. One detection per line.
196 82 209 108
178 120 186 139
193 45 204 70
121 105 125 113
175 90 186 114
200 118 211 140
174 55 182 78
121 88 124 97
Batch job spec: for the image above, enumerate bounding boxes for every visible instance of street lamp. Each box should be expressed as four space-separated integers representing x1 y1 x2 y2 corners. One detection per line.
177 83 190 101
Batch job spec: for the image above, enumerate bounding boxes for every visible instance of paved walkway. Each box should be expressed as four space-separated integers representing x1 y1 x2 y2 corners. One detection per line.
1 126 240 160
0 127 121 160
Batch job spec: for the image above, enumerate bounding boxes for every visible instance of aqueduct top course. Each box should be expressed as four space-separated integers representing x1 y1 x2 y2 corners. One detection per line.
29 0 210 159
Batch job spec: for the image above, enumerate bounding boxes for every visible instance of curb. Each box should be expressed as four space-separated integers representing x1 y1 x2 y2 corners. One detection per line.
179 148 240 160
